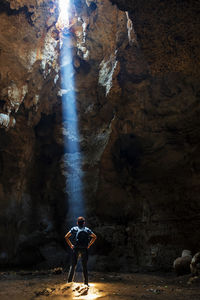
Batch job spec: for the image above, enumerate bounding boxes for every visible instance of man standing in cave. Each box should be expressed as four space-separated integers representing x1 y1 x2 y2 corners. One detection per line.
65 216 97 286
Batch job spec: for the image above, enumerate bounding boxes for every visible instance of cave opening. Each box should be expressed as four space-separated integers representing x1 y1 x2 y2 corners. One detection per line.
58 0 70 28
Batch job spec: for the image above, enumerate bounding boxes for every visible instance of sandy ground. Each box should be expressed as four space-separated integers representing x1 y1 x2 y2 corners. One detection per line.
0 270 200 300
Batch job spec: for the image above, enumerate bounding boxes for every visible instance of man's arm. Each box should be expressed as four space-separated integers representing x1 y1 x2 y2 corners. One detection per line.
88 233 97 249
65 231 74 249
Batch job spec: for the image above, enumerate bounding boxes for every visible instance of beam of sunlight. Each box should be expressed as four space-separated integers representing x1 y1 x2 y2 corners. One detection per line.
58 0 85 224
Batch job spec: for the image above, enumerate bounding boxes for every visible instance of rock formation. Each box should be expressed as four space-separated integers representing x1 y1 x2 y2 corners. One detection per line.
190 252 200 276
173 250 192 275
0 0 200 271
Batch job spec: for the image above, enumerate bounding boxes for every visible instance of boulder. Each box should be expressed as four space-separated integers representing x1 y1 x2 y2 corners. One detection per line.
173 250 192 276
190 252 200 276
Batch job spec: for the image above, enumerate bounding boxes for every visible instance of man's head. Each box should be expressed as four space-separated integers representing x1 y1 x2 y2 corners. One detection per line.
77 216 85 228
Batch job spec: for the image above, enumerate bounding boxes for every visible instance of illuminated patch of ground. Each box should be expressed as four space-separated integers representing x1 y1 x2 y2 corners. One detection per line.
53 282 103 299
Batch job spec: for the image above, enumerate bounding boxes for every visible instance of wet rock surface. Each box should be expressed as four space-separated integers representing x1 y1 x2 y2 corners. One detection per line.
0 0 200 271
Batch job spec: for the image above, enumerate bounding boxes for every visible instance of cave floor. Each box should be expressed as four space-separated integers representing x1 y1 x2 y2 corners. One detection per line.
0 271 199 300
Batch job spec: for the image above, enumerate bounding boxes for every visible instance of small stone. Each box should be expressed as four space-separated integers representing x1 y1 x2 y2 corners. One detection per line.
51 267 63 275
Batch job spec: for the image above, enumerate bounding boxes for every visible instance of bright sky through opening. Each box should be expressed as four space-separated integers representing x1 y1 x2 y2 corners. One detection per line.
59 0 70 27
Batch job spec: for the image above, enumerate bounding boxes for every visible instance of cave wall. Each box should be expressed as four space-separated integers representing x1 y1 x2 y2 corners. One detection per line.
98 0 200 270
0 0 200 271
0 0 68 267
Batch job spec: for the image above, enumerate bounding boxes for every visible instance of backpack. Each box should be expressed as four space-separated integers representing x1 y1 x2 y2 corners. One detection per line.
75 227 89 248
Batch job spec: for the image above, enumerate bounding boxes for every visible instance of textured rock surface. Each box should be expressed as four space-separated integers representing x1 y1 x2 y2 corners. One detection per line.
0 0 200 271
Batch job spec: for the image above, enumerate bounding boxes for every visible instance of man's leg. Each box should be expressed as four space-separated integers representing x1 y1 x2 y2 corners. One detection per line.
80 248 88 285
68 249 78 282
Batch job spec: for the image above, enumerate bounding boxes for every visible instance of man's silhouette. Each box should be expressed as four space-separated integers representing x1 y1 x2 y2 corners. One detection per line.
65 216 97 285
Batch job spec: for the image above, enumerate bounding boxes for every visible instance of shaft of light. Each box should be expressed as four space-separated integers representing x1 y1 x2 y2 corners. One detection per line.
59 0 85 224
